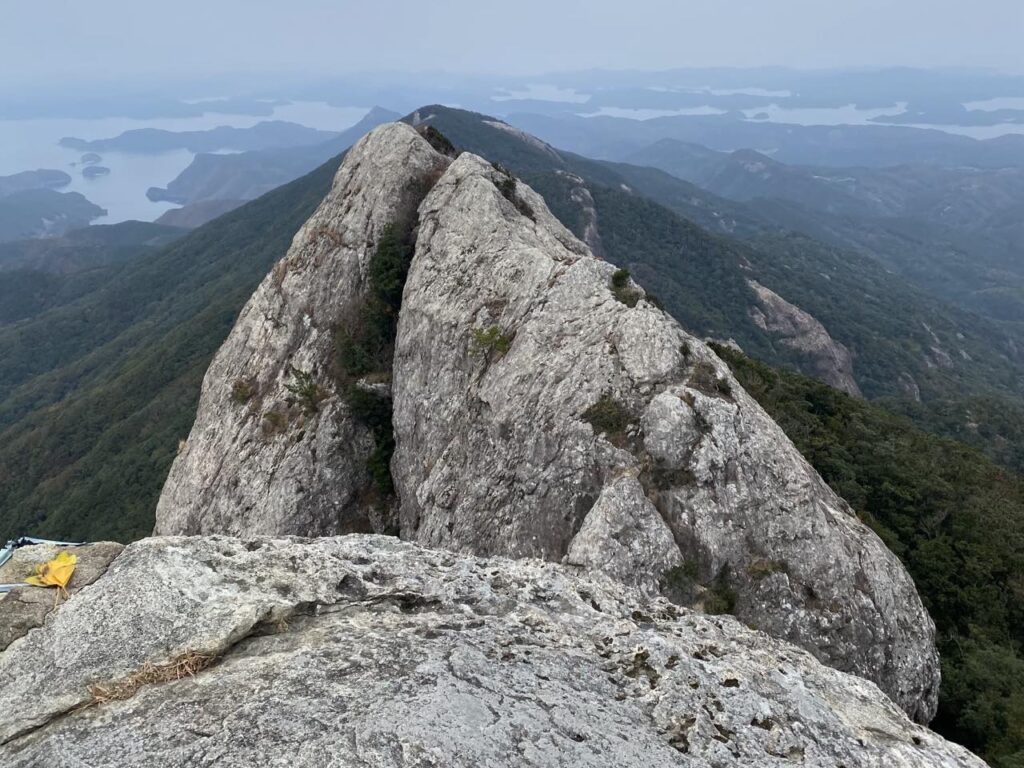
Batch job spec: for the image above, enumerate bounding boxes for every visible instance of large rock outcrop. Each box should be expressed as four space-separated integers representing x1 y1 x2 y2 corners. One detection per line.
0 536 983 767
154 123 450 537
392 151 938 720
150 122 940 722
747 279 862 397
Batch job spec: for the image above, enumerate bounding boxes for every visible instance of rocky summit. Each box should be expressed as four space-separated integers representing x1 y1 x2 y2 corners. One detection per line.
0 120 966 761
0 536 983 767
148 123 942 720
154 123 450 538
394 143 937 720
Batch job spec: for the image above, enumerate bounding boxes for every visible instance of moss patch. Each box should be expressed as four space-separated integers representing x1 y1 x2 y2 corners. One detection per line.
688 361 733 399
704 565 738 615
611 268 643 308
661 561 699 604
746 558 789 580
261 408 291 438
582 395 634 439
230 378 255 405
470 325 512 358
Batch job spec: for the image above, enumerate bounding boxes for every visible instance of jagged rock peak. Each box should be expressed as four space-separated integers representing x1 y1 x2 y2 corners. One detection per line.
392 149 939 721
154 122 451 538
0 536 983 767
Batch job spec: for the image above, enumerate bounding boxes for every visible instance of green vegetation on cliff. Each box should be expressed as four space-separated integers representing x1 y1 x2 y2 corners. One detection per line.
717 345 1024 767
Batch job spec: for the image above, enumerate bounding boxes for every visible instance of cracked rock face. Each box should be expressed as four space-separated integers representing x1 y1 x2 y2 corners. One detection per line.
154 123 450 537
0 536 981 767
392 152 938 721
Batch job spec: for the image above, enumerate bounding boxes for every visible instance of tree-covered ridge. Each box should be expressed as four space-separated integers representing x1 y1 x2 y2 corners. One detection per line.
889 394 1024 475
716 345 1024 767
0 157 338 543
0 222 183 326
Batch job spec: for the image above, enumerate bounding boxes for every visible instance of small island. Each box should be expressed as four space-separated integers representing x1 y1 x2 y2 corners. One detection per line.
0 169 71 197
59 120 338 154
82 165 111 179
80 153 102 165
0 188 106 241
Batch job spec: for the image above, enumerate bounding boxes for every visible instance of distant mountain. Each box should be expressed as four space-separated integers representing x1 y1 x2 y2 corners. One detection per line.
60 120 339 154
623 137 1024 323
0 169 71 197
510 111 1024 168
870 104 1024 127
0 189 106 242
625 141 877 216
628 138 1024 226
146 107 400 205
0 167 103 243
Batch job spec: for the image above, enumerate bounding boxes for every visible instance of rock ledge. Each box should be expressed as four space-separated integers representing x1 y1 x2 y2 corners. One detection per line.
0 536 982 767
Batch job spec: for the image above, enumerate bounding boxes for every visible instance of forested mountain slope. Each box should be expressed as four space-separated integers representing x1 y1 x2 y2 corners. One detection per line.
0 160 337 541
623 138 1024 325
0 222 183 325
719 347 1024 767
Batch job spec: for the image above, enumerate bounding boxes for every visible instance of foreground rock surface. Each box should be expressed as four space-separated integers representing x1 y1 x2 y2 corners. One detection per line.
393 151 938 720
0 535 981 767
154 123 450 537
0 542 123 651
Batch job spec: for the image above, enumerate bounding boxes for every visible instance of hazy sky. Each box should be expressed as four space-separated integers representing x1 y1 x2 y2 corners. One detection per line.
4 0 1022 85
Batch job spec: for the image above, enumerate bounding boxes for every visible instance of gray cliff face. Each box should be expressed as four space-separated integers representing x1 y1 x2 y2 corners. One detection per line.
0 536 983 767
747 279 862 397
392 152 938 720
154 124 450 537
